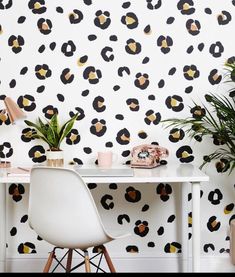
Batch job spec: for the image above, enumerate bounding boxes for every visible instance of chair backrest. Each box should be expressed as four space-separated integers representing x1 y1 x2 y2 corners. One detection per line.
28 166 112 250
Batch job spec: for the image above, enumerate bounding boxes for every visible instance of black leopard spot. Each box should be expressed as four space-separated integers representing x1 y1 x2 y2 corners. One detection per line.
177 0 195 15
165 95 184 112
60 68 74 84
204 244 215 253
70 107 85 121
42 105 58 119
168 67 176 75
142 57 150 64
121 12 138 29
109 35 118 41
146 0 162 10
21 215 28 223
209 41 224 58
69 9 83 24
207 216 221 232
125 39 141 55
73 158 83 165
9 184 25 202
126 98 139 111
77 55 88 66
117 214 130 224
21 128 37 143
17 94 36 112
208 189 223 205
187 45 194 54
28 145 46 163
94 10 111 29
164 242 181 253
118 66 130 77
113 85 120 91
90 118 106 137
37 18 52 35
157 226 164 235
35 64 52 80
168 128 185 143
57 94 64 102
134 220 149 237
144 110 161 125
83 147 92 154
148 242 155 247
190 105 206 119
109 183 117 189
0 0 12 9
148 95 155 100
83 66 102 84
157 35 173 54
183 64 200 80
198 42 204 51
9 79 16 88
10 227 17 236
215 158 230 173
93 96 106 112
167 215 175 223
28 0 46 14
125 186 141 202
186 19 200 35
122 150 130 157
134 73 149 90
56 6 63 13
144 24 151 34
37 85 45 93
142 204 149 212
8 35 24 53
176 145 194 163
38 44 45 53
116 128 130 145
126 245 139 253
224 203 234 214
166 17 175 24
87 183 97 190
208 69 222 85
0 142 13 158
66 129 80 145
158 79 165 88
100 194 114 210
88 34 97 41
185 86 193 94
217 10 231 25
115 114 124 120
61 40 76 57
20 66 28 75
138 131 147 139
122 2 131 9
49 42 56 50
18 242 36 254
101 46 114 62
156 183 172 201
205 8 212 14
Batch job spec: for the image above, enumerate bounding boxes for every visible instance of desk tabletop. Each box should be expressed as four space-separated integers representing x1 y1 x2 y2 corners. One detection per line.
0 163 209 184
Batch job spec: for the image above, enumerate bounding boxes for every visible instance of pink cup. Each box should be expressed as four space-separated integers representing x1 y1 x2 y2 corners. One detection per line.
97 151 117 167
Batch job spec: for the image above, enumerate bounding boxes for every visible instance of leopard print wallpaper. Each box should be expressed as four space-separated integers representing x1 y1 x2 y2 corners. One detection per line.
1 0 235 262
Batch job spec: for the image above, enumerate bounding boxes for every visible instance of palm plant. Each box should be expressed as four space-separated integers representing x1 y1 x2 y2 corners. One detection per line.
24 113 78 151
162 57 235 174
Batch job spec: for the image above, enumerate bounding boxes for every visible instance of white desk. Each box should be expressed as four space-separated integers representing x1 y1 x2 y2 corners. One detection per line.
0 163 209 272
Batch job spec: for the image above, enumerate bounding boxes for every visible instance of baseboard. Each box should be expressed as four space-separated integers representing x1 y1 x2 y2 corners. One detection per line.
5 255 235 273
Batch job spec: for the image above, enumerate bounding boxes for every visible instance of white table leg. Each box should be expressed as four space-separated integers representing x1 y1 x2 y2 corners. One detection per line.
192 182 200 272
181 182 190 272
0 183 6 272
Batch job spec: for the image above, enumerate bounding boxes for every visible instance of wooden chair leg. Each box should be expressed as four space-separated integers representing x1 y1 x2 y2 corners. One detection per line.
84 250 91 273
102 246 116 273
43 250 55 273
66 249 73 273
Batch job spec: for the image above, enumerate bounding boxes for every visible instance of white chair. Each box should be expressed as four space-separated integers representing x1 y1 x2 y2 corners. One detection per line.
28 166 130 273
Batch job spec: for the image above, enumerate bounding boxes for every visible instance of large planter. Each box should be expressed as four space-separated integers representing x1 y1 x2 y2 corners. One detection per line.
46 150 64 167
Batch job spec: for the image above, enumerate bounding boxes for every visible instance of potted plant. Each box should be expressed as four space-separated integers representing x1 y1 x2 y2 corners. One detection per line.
162 57 235 174
24 112 78 166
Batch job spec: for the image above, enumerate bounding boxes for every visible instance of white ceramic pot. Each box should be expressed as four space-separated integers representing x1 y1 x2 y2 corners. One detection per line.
46 150 64 167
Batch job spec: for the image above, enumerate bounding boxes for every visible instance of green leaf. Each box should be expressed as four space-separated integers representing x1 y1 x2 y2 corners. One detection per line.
58 113 78 146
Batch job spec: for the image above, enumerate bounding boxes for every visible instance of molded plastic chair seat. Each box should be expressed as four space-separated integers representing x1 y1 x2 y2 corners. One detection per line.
28 166 130 273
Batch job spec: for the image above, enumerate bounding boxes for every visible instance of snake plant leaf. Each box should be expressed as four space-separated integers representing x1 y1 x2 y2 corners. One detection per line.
59 113 78 146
